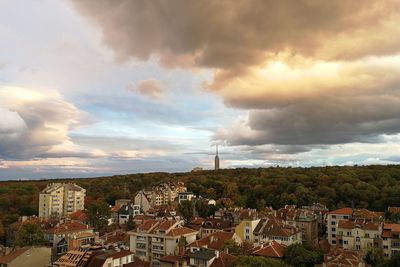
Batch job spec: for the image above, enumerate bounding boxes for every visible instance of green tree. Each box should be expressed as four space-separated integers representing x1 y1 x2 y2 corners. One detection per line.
221 239 241 255
233 255 288 267
376 254 400 267
284 244 323 267
16 223 45 247
87 200 111 232
195 201 216 218
178 200 194 225
365 248 384 266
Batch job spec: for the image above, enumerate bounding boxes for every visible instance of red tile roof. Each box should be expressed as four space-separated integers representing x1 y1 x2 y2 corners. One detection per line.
190 232 235 250
210 252 236 267
167 227 197 237
329 208 353 215
252 241 286 258
46 221 93 234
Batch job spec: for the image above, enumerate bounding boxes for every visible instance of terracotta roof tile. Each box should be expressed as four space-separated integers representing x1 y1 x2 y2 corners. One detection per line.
252 241 287 258
167 227 197 237
329 208 353 215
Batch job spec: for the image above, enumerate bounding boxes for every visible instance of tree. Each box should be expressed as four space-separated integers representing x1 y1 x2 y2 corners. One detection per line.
87 200 111 232
125 215 136 231
365 248 384 266
178 200 194 225
233 255 288 267
221 239 241 255
195 201 216 218
16 223 45 247
377 254 400 267
284 244 323 267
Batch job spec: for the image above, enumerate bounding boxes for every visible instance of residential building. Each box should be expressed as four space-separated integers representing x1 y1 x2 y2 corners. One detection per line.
118 204 142 225
382 223 400 258
187 247 235 267
327 208 353 246
253 218 301 246
129 219 197 267
86 250 134 267
200 218 233 238
277 205 319 247
252 240 287 259
44 220 95 255
39 183 85 218
189 231 241 251
235 218 260 243
327 208 384 246
178 192 195 203
134 182 187 212
0 246 51 267
317 248 366 267
336 219 381 252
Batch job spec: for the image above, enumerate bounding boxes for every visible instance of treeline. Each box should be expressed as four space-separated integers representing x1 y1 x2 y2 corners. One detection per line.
1 165 400 238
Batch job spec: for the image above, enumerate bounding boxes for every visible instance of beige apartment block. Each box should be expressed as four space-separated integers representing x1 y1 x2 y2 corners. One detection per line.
39 183 85 218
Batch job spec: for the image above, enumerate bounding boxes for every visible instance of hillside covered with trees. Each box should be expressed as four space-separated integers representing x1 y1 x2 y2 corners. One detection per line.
1 164 400 236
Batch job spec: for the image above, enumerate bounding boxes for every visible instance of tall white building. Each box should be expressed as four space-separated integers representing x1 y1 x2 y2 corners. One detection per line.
38 183 86 218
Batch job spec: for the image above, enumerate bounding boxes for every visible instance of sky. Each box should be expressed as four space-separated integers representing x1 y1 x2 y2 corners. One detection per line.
1 0 400 180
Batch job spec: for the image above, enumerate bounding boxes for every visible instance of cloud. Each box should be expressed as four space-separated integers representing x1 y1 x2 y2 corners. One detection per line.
70 0 400 68
0 86 89 160
127 79 165 100
71 0 400 149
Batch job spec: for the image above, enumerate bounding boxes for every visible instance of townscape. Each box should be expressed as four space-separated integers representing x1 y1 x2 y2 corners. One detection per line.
1 164 400 267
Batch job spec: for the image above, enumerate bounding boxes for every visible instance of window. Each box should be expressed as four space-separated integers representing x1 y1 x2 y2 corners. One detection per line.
384 245 389 249
331 222 336 226
332 215 336 219
365 233 370 238
344 240 348 245
245 229 250 234
332 240 336 244
331 228 336 232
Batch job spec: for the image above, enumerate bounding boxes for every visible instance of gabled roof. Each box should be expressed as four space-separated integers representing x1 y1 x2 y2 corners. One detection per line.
328 208 353 216
338 219 380 231
188 249 216 260
167 227 197 237
136 219 159 232
253 218 298 237
323 249 365 267
46 221 93 234
189 232 235 250
252 241 286 258
210 252 236 267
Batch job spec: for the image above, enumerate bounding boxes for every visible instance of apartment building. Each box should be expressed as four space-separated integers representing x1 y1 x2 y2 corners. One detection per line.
38 183 85 218
44 220 95 255
129 219 197 267
134 182 187 212
253 218 301 246
277 205 319 247
336 219 381 252
235 218 260 243
327 208 353 246
382 223 400 258
327 208 384 246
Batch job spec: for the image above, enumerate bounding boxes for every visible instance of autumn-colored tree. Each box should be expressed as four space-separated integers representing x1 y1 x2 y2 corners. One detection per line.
16 223 45 247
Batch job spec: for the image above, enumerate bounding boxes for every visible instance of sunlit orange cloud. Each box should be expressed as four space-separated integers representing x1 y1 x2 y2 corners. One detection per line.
208 55 400 109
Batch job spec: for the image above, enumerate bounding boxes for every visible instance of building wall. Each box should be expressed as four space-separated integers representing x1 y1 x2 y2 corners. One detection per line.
235 219 260 243
39 183 85 219
327 213 352 245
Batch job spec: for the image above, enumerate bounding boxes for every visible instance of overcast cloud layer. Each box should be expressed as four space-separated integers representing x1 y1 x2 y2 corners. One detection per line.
0 0 400 179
